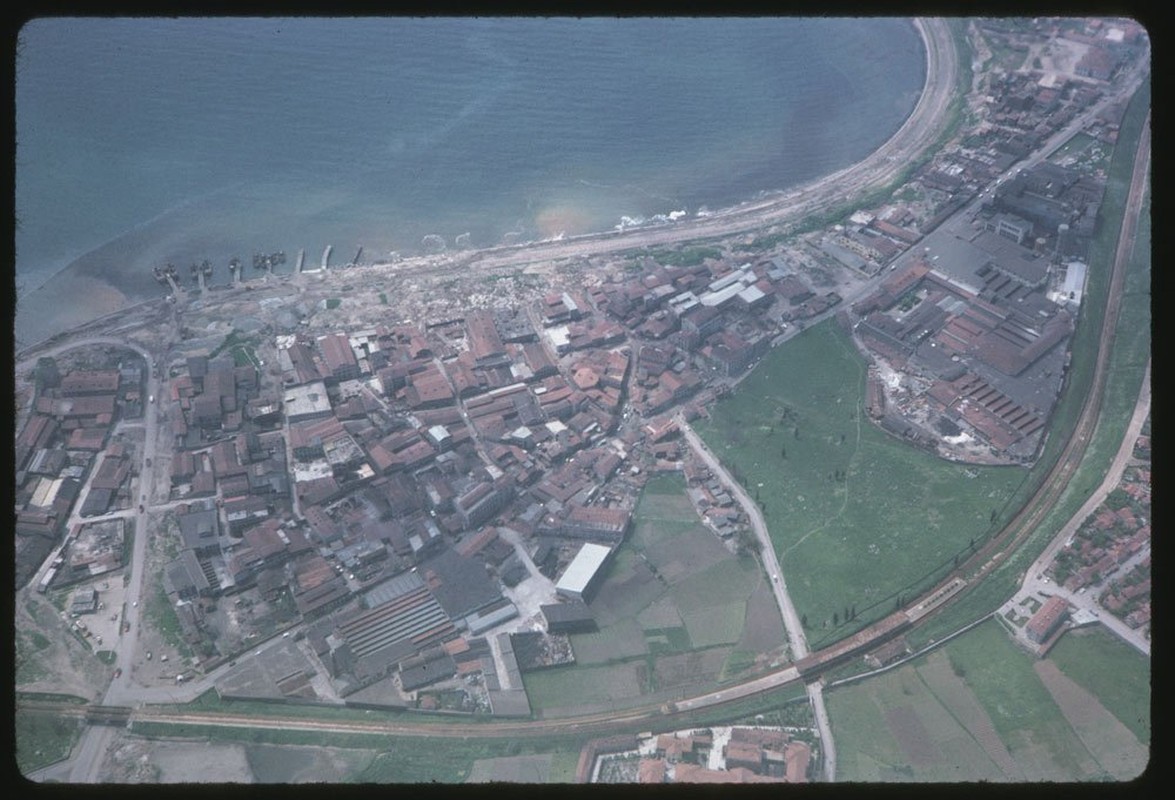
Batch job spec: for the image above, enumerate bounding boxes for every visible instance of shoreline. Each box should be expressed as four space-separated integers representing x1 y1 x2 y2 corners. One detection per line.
15 17 953 356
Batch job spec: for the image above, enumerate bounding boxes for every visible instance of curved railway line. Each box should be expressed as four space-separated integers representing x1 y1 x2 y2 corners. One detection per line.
28 100 1143 744
18 25 1151 781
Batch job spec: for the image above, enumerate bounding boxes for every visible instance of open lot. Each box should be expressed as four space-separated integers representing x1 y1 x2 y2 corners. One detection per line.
828 619 1148 782
467 754 553 783
696 320 1023 638
522 475 781 717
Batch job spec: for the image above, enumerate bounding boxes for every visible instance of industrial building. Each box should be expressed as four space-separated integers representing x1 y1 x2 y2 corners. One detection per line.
555 542 614 602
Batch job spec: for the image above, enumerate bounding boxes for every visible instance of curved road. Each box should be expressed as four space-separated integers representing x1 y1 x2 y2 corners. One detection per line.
24 20 1144 784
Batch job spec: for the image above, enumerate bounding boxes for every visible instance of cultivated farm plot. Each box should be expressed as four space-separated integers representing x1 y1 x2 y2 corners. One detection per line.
681 601 746 648
1047 627 1150 745
1033 661 1148 781
524 476 780 716
695 320 1024 633
570 617 648 664
521 661 645 716
828 620 1149 782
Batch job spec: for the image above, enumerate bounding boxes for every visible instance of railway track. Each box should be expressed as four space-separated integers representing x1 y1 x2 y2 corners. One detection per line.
19 42 1150 780
19 111 1148 746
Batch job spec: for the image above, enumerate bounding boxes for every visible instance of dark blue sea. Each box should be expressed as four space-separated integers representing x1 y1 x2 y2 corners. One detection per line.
15 17 923 297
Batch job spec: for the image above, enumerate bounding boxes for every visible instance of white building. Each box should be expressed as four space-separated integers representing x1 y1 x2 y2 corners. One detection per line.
555 542 614 602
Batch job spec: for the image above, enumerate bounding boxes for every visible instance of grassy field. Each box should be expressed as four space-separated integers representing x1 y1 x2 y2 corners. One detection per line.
1048 627 1150 745
828 619 1148 782
15 709 84 776
523 474 780 716
128 721 578 783
695 320 1024 643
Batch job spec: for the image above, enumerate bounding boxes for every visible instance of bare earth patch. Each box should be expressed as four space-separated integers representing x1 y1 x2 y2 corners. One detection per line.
467 754 552 783
152 741 253 783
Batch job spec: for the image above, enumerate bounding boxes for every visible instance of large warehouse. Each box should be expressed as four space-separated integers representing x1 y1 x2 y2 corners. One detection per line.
555 542 613 603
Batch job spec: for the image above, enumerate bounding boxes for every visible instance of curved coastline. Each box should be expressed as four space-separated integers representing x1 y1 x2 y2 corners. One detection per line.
16 18 954 356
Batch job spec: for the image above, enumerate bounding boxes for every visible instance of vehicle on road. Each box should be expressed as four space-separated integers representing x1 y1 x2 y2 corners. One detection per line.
146 651 152 660
113 668 122 678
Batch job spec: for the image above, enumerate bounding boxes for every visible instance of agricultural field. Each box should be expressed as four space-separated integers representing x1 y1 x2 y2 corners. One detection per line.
1047 627 1150 745
695 320 1024 642
522 475 786 718
828 619 1149 782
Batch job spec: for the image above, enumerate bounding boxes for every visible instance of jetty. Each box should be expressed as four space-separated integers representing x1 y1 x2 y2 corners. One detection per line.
321 245 332 270
296 249 305 273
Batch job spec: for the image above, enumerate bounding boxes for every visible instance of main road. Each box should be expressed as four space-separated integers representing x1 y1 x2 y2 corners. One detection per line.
33 19 1149 784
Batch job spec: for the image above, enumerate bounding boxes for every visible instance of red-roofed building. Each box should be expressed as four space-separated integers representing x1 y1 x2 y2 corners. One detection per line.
319 333 360 382
1026 595 1069 644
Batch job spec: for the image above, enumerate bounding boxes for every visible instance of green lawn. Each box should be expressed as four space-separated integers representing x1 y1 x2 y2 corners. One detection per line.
696 320 1023 642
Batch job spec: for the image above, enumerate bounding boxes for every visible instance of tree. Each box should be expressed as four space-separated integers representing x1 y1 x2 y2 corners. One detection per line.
781 445 787 459
34 357 60 390
833 611 839 626
735 529 760 556
801 614 808 629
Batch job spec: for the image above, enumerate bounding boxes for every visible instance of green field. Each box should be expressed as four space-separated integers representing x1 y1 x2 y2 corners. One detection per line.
522 475 782 716
126 722 589 783
1048 627 1150 745
15 709 83 775
829 620 1148 782
695 321 1023 643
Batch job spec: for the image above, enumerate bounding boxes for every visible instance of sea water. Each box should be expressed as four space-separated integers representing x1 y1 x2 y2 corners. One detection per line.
15 17 923 296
